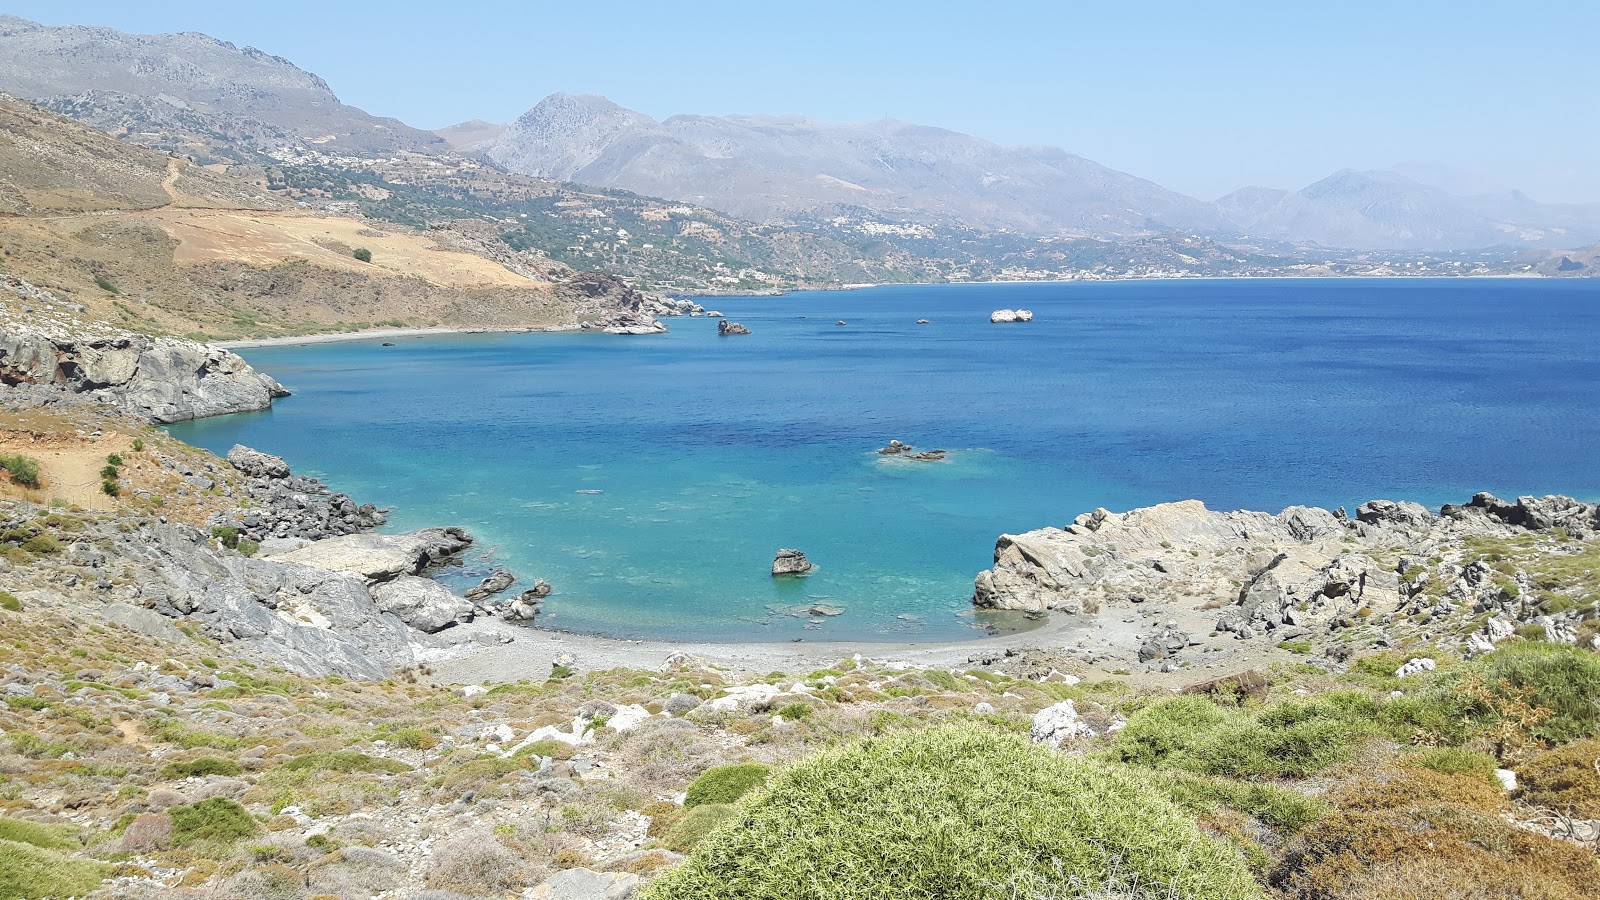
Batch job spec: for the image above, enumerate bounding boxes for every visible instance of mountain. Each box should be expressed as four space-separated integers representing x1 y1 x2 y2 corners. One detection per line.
1217 170 1600 251
486 93 1226 238
435 119 508 152
0 15 446 163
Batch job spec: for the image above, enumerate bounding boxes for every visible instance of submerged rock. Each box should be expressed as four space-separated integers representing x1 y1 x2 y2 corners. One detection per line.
464 569 516 602
717 320 752 336
877 440 911 455
772 548 813 576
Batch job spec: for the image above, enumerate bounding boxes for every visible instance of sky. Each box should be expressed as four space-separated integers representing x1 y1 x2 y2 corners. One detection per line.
7 0 1598 203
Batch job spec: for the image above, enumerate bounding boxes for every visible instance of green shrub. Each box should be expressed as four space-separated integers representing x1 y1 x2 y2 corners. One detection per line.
105 454 122 466
93 275 118 294
101 480 119 498
0 838 104 899
1409 747 1498 781
237 540 260 557
643 726 1262 900
512 738 577 761
684 763 772 809
663 804 737 852
1111 694 1374 778
0 592 18 613
19 534 58 556
211 526 240 550
1147 772 1328 832
0 819 77 851
161 757 244 779
775 702 813 721
280 751 410 774
167 798 258 848
99 465 119 479
1455 641 1600 744
353 247 372 263
0 455 40 488
131 438 144 452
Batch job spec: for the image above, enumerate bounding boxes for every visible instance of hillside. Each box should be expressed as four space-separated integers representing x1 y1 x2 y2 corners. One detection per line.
486 93 1227 238
0 95 666 341
0 14 445 163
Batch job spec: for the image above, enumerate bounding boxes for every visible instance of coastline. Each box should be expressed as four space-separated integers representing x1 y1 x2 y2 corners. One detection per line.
426 613 1103 684
217 324 582 350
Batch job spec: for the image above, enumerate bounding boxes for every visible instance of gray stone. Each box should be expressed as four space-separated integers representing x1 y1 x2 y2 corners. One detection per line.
371 576 472 633
772 548 812 576
523 867 640 900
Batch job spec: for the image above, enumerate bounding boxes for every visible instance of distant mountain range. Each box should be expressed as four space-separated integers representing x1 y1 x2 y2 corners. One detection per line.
0 13 1594 263
0 14 445 161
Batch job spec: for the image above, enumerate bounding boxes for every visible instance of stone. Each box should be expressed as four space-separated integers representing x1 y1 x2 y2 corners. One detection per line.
270 528 473 582
772 548 813 575
1394 657 1437 677
522 867 640 900
990 309 1019 323
877 439 911 455
464 569 516 602
1180 670 1271 702
916 319 931 324
226 445 291 479
1029 700 1095 749
371 576 473 633
717 320 752 335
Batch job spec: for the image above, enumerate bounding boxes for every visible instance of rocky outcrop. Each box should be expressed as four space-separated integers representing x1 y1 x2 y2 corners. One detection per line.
464 569 516 602
718 320 752 336
211 445 386 542
990 309 1034 323
372 576 475 634
0 329 288 423
268 528 474 583
772 548 813 576
973 493 1600 659
581 310 666 335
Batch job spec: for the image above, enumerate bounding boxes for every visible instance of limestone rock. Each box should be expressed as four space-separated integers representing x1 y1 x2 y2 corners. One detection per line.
464 569 516 602
772 548 812 575
270 528 473 582
717 320 752 336
523 868 640 900
1029 700 1094 749
990 309 1034 323
225 445 291 479
371 576 473 633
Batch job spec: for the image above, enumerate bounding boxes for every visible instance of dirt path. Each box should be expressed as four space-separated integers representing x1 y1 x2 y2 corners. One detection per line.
161 157 183 203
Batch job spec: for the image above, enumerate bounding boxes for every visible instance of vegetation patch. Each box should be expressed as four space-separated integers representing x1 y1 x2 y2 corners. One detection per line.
0 838 104 899
0 455 40 488
684 763 772 809
643 725 1262 900
1111 693 1376 778
280 751 410 775
1517 737 1600 817
0 818 77 851
168 798 259 848
160 756 244 779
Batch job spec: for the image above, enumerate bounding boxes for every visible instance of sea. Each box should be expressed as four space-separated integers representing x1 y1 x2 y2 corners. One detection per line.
166 278 1600 642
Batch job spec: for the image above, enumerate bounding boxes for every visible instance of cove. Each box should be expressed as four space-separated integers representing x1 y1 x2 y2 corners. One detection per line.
167 278 1600 642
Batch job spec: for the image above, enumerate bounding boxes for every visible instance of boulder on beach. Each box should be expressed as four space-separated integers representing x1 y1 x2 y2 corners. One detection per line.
718 320 751 335
772 548 813 576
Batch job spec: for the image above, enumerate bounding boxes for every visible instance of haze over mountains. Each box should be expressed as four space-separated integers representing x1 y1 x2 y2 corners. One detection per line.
0 13 1595 263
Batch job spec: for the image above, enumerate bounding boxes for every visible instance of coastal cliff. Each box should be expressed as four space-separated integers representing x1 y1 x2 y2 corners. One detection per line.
2 275 287 422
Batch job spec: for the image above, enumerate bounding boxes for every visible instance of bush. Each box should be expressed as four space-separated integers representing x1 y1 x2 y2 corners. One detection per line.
775 702 813 721
167 798 258 848
0 838 104 899
1518 737 1600 817
684 763 772 809
0 455 40 488
1268 767 1600 899
101 480 119 497
662 804 737 852
106 454 122 466
512 738 577 761
1111 694 1374 778
99 465 119 479
1409 747 1499 781
93 275 118 294
161 757 244 779
19 534 58 556
280 751 410 775
642 725 1262 900
211 526 241 550
0 592 19 613
0 818 77 851
353 247 373 263
131 438 144 452
1455 641 1600 745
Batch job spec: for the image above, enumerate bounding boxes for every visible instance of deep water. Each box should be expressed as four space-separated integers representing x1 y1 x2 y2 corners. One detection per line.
167 278 1600 641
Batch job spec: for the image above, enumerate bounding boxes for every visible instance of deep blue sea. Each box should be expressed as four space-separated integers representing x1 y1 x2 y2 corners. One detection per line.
167 279 1600 641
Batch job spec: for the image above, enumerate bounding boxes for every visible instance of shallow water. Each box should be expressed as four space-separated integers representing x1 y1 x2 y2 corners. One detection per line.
167 278 1600 641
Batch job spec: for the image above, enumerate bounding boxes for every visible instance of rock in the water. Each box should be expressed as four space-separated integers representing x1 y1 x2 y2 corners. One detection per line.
905 450 947 461
581 309 667 335
772 548 813 576
1029 700 1095 749
523 868 640 900
835 320 847 326
717 320 752 336
877 440 911 455
371 576 473 633
916 319 930 324
706 310 724 317
990 308 1034 323
464 569 516 602
225 445 291 479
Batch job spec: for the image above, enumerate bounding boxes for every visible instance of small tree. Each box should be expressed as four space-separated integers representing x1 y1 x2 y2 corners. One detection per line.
353 247 373 263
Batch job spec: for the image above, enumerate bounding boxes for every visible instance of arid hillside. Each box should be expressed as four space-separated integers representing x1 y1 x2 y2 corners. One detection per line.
0 95 646 341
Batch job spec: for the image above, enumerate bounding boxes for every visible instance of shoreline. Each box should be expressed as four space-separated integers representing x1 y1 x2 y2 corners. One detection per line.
425 613 1105 683
217 324 582 349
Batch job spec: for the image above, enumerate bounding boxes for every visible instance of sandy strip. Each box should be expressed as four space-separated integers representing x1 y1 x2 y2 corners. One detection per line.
218 325 579 349
425 614 1098 684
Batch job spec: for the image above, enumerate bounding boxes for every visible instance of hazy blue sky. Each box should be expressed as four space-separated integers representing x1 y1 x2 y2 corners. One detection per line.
8 1 1598 202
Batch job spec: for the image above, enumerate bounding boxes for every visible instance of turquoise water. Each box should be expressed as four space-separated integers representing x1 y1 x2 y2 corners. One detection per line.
167 279 1600 641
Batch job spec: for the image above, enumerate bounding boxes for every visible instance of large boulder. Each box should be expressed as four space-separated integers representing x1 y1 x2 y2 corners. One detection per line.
268 528 473 582
371 576 473 633
772 548 812 576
